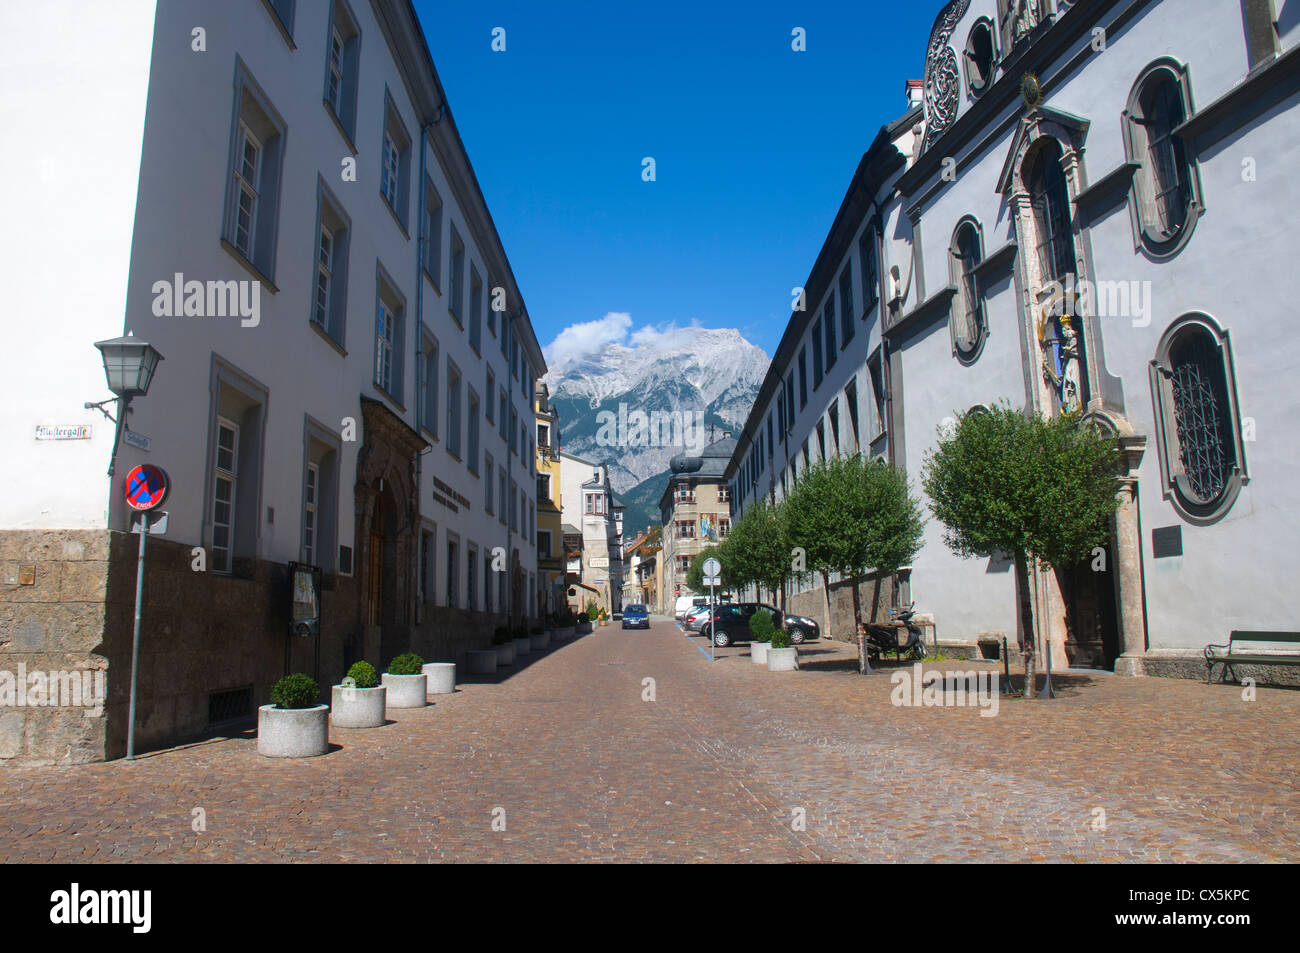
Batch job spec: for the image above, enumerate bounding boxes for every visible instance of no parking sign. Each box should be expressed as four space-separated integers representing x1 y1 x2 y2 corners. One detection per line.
124 464 169 511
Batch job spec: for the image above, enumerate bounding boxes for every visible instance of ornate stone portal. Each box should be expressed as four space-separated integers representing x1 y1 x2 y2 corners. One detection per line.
353 397 428 667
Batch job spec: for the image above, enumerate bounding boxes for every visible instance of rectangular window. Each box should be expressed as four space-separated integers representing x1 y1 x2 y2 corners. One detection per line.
845 379 860 452
510 407 518 455
422 178 442 287
824 303 837 372
420 529 434 604
469 267 483 353
498 387 508 441
676 520 696 539
487 275 498 336
212 417 239 574
719 517 731 538
446 537 459 608
798 348 808 408
486 368 496 423
379 92 410 227
311 181 350 345
538 530 552 559
232 123 261 260
868 352 887 444
812 326 823 388
717 485 729 502
859 228 879 316
225 65 285 280
374 301 395 394
538 473 551 501
839 267 854 344
323 1 360 141
510 480 518 530
446 362 462 457
449 227 465 323
467 390 480 472
484 551 493 612
302 462 319 564
422 336 438 436
313 225 333 329
499 469 507 525
485 453 495 513
467 544 477 611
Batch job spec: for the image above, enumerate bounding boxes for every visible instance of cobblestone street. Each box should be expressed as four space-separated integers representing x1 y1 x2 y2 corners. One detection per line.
2 618 1297 863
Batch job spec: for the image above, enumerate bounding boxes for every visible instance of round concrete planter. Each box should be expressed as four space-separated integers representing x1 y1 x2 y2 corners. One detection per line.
513 636 532 656
381 673 427 708
330 685 386 728
467 649 497 675
529 631 549 650
750 641 770 665
766 647 798 672
495 642 515 666
257 704 329 758
422 662 456 695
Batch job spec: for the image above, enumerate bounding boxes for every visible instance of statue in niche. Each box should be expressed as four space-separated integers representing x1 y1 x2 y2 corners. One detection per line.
1002 0 1043 46
1040 310 1082 414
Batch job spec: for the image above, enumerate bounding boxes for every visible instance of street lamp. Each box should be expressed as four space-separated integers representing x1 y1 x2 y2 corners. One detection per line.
86 334 163 476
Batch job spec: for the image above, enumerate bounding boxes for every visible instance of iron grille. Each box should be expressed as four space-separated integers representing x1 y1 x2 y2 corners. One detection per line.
1170 332 1233 503
208 686 253 726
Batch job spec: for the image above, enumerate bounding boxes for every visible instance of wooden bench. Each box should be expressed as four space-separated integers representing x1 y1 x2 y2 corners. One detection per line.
1204 631 1300 684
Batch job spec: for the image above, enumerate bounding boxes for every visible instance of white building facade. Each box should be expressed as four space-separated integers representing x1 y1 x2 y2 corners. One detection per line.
1 0 546 764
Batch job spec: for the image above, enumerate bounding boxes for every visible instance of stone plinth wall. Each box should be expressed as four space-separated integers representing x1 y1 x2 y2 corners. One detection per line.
0 530 111 766
786 574 900 642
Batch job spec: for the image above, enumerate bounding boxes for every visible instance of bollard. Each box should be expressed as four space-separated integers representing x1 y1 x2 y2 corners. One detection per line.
1001 636 1013 695
1041 638 1057 699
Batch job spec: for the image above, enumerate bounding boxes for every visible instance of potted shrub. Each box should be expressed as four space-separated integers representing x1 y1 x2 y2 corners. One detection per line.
331 661 386 729
749 610 774 665
258 673 328 757
382 653 427 708
766 625 798 672
529 623 549 651
577 605 594 634
598 608 609 627
493 625 515 666
512 625 532 657
554 609 576 640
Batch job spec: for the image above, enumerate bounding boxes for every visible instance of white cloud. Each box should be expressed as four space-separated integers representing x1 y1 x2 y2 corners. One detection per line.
628 319 704 351
543 311 632 365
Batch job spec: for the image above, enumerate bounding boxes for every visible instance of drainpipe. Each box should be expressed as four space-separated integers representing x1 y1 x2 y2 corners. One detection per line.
413 105 446 627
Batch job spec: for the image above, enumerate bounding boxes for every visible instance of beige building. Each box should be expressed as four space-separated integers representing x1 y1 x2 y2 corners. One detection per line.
659 436 734 605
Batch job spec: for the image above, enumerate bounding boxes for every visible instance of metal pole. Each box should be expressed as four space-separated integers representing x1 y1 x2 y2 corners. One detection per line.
709 578 715 661
1042 637 1057 698
1001 635 1013 695
126 516 148 760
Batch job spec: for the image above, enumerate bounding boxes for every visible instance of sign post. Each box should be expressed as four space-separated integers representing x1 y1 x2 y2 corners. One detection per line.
702 557 722 662
123 465 168 760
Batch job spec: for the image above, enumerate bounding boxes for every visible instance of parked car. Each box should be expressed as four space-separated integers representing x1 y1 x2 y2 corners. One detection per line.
702 603 819 647
622 604 649 629
683 605 713 632
673 595 709 622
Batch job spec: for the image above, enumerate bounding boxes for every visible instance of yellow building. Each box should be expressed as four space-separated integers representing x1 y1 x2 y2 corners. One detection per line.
534 383 565 619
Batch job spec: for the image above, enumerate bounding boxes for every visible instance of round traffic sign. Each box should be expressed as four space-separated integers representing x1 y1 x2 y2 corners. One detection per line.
702 557 721 577
125 464 169 511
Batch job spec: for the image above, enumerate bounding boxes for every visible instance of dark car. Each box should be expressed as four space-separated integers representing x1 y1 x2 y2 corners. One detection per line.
621 604 650 629
702 603 819 647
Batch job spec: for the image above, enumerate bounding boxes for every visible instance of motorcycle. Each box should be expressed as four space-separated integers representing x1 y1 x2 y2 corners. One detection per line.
863 603 926 661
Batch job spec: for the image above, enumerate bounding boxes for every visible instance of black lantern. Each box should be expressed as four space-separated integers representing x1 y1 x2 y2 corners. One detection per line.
87 333 164 476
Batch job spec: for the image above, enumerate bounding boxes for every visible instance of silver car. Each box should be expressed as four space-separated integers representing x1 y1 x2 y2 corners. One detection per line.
683 605 714 632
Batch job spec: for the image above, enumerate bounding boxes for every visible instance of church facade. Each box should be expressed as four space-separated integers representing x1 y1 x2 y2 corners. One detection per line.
727 0 1300 678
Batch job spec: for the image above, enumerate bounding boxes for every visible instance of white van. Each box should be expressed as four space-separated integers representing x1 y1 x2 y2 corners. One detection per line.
673 595 709 622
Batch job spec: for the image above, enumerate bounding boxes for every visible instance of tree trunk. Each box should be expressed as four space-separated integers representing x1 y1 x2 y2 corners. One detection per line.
1014 550 1036 699
851 573 870 674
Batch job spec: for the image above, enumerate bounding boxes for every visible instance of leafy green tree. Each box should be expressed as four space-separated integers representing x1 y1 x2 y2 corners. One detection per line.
783 455 926 673
719 498 795 629
922 404 1120 697
685 545 728 594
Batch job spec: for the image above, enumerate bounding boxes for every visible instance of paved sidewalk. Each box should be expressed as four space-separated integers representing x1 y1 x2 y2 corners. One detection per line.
1 618 1296 862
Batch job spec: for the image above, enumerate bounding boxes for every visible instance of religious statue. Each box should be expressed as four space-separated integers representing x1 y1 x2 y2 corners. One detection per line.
1003 0 1043 46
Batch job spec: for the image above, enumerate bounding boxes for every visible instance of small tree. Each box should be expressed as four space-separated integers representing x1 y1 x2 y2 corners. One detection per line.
784 455 925 673
922 404 1120 698
685 545 732 595
719 498 794 629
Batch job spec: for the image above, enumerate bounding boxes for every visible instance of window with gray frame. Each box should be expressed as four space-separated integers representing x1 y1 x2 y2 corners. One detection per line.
949 219 985 359
224 62 286 281
422 335 438 436
1124 59 1201 256
373 267 405 401
446 361 462 458
449 226 465 322
379 92 411 228
422 177 443 287
469 266 483 353
207 362 268 576
323 0 360 142
312 179 350 345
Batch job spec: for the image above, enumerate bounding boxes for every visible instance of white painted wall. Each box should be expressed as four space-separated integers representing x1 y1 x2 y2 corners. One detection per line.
0 1 158 529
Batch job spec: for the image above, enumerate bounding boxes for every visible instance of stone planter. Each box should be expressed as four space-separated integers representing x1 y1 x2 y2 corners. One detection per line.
330 685 386 728
257 704 329 758
513 636 532 656
554 625 575 641
577 621 593 634
382 673 427 708
529 631 549 650
467 649 497 675
766 647 798 672
750 641 770 665
495 642 515 666
422 662 456 695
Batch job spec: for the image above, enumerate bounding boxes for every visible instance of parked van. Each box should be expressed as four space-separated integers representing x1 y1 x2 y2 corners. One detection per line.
673 595 709 622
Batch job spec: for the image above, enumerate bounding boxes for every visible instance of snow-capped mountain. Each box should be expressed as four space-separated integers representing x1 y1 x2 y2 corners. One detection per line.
543 327 768 516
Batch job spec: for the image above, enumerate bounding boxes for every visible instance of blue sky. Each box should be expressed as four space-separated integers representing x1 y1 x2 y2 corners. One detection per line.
413 1 943 365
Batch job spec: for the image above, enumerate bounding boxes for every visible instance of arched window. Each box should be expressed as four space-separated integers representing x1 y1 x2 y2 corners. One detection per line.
1150 315 1246 521
1025 140 1076 282
964 18 997 96
948 218 985 359
1124 60 1201 255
